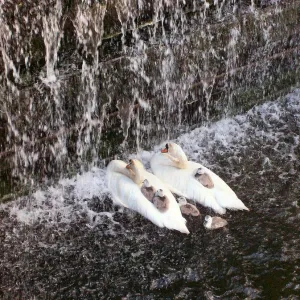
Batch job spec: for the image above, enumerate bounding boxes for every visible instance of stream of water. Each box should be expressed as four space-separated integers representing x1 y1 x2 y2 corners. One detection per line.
1 89 299 299
2 0 298 189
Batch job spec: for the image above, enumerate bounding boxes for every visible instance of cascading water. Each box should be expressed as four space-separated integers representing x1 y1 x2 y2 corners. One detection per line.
1 0 299 193
0 0 300 298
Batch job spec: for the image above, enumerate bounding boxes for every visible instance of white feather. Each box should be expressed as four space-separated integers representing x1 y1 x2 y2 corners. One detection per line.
106 160 189 234
188 161 249 211
150 153 225 214
150 143 249 213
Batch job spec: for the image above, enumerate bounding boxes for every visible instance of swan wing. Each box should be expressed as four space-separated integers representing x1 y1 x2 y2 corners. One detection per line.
188 161 237 196
107 160 189 233
107 171 165 227
144 172 190 233
213 189 249 211
151 154 225 214
188 161 249 211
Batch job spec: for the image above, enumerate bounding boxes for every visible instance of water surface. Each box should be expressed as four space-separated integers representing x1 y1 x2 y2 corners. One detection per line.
1 90 300 299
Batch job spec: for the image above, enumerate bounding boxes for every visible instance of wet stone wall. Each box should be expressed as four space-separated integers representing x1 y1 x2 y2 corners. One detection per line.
0 0 300 199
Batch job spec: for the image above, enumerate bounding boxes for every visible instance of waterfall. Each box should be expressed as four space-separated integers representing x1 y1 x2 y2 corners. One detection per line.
0 0 299 197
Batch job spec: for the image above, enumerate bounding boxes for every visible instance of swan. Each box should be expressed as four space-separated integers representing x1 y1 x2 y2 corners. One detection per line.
152 189 170 212
106 159 189 234
195 168 214 188
178 197 200 216
150 142 249 214
204 215 228 229
141 179 155 202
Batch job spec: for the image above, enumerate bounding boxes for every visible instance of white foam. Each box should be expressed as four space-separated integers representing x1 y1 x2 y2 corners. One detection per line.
2 167 110 227
1 89 300 227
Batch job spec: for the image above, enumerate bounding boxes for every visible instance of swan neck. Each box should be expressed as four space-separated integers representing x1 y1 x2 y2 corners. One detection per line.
178 159 188 169
113 164 132 177
167 153 187 169
131 168 145 185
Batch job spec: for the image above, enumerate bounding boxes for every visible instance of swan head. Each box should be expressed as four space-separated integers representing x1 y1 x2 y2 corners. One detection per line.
177 196 187 205
204 215 212 228
126 159 146 184
155 189 165 198
126 159 145 172
160 142 188 167
142 179 151 188
195 167 205 175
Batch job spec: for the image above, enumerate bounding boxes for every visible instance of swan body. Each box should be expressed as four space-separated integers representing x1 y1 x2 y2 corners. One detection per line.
106 159 189 234
178 197 200 216
150 142 249 214
204 215 228 229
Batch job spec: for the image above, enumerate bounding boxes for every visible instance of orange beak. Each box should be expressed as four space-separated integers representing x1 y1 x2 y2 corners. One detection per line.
161 148 168 153
126 164 131 169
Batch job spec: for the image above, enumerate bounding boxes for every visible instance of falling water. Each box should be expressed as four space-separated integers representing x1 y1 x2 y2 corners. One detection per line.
1 0 299 193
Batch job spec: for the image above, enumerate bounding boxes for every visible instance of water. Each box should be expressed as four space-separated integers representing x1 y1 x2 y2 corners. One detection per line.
1 90 299 298
1 0 299 190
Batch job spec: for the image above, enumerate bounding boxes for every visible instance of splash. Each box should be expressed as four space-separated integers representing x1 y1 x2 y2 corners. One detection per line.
0 0 296 189
2 88 299 228
1 89 299 299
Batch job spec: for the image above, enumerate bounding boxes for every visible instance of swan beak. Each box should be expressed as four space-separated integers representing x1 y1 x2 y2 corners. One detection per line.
161 148 168 153
126 164 131 169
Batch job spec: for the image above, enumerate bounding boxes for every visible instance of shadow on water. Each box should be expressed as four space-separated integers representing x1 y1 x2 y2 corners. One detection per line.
0 91 300 299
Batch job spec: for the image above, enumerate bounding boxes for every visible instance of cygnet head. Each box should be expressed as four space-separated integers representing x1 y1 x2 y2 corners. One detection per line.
177 196 187 205
204 215 212 227
196 167 205 175
155 189 165 198
142 179 151 188
126 159 145 172
161 142 188 162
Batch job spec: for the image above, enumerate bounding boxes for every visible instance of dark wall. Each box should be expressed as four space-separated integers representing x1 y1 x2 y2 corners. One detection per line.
0 0 299 200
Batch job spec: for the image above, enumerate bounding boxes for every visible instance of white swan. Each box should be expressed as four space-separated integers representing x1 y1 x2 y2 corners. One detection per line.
106 159 189 234
150 142 249 214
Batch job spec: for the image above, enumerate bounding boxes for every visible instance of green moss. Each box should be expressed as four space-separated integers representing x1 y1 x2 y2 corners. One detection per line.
29 36 46 74
30 36 45 59
230 68 300 115
98 128 124 158
0 179 13 200
0 168 30 203
0 188 30 204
